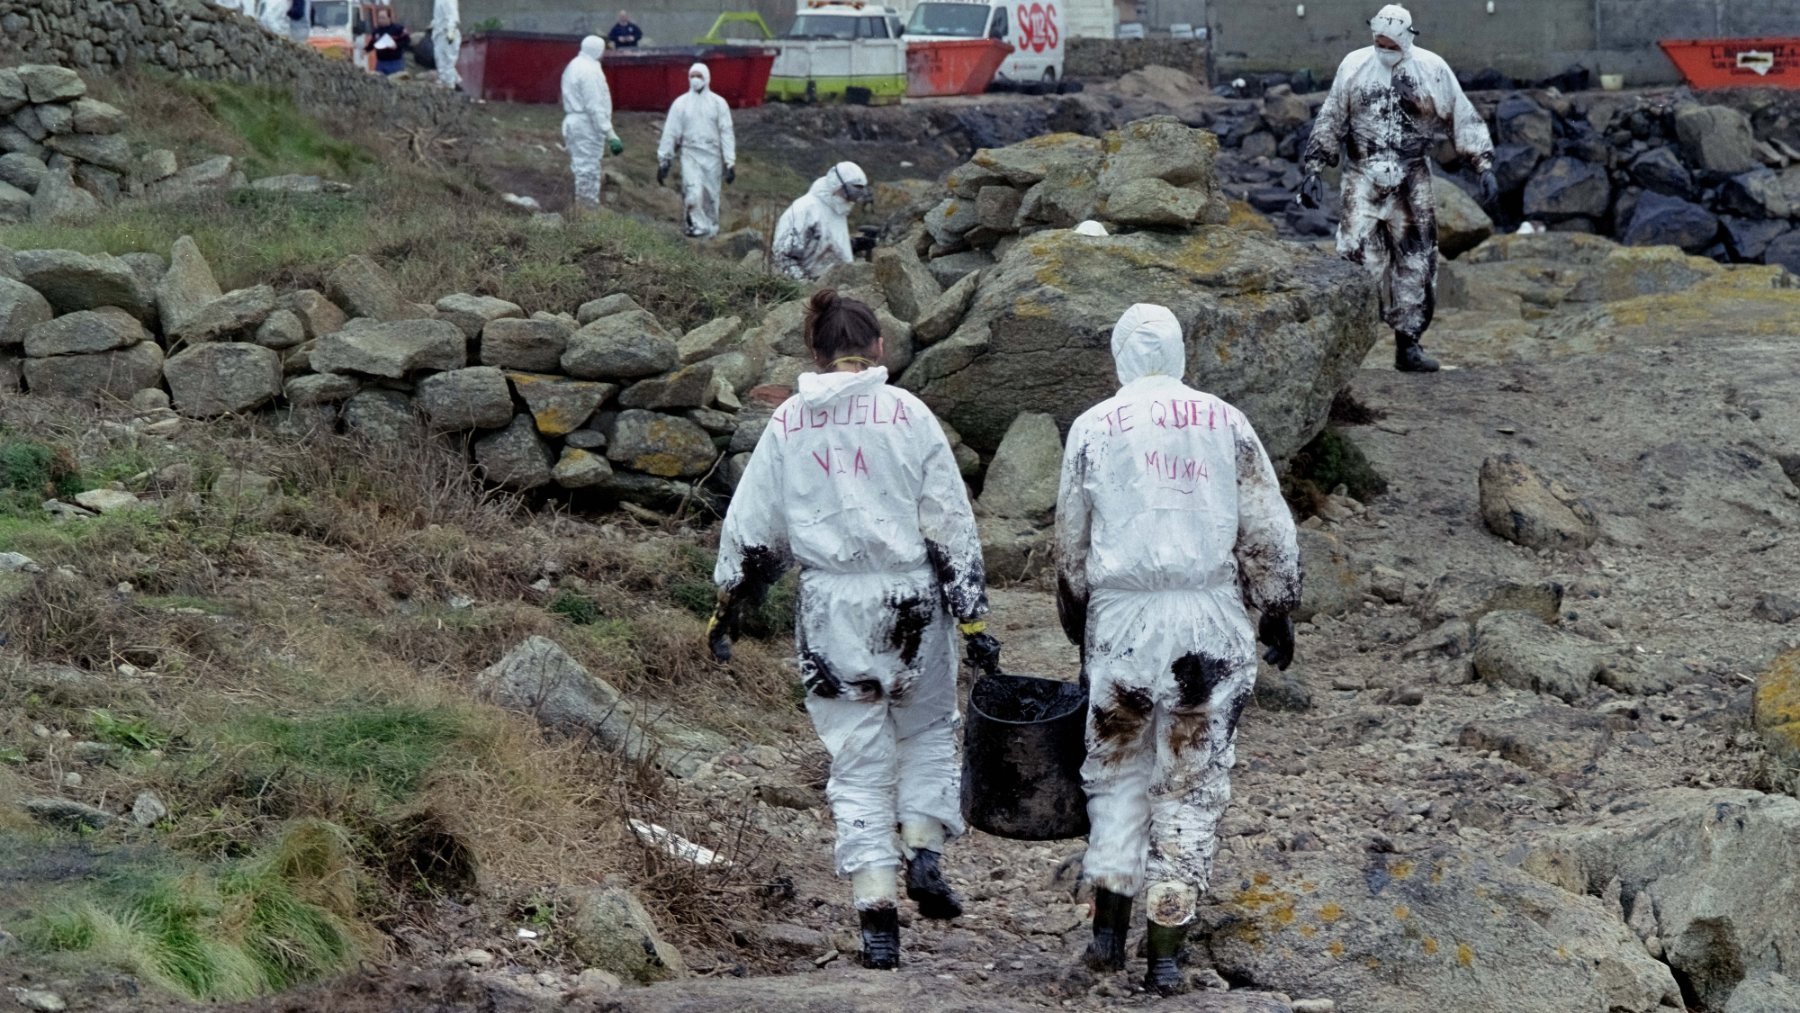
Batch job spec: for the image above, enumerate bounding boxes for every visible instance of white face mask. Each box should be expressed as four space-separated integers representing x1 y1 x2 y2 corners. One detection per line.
1375 46 1404 68
690 76 704 92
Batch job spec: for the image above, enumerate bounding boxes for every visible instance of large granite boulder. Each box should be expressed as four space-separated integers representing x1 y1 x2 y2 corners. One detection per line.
900 227 1379 461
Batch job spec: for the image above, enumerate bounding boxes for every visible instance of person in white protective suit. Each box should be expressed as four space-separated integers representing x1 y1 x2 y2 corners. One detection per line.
657 63 737 238
711 289 1000 970
771 162 873 281
257 0 289 35
1298 4 1495 373
560 37 623 209
1055 304 1301 995
431 0 461 89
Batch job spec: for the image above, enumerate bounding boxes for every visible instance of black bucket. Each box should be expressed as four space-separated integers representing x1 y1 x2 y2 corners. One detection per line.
962 673 1090 841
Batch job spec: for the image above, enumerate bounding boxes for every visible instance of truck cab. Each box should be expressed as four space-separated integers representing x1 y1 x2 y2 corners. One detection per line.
905 0 1063 83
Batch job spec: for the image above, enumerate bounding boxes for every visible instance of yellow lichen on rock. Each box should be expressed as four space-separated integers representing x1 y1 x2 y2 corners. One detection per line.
1754 649 1800 766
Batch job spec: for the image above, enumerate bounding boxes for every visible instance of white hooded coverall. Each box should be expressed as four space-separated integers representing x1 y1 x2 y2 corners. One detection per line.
561 37 616 207
1056 305 1301 928
772 162 867 281
715 366 988 907
1302 4 1493 338
257 0 290 35
432 0 461 89
658 63 737 239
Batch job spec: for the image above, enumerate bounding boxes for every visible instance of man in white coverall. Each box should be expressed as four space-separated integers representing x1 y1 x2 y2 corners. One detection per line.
710 290 1000 969
561 36 623 209
1298 4 1496 373
1056 304 1301 995
772 162 872 281
657 63 737 238
431 0 461 89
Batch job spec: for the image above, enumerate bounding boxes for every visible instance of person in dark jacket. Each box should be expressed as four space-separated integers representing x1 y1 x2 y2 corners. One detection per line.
369 7 411 75
607 10 642 48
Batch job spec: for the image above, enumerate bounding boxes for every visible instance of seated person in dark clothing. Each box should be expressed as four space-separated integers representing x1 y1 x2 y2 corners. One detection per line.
608 10 642 48
369 7 411 75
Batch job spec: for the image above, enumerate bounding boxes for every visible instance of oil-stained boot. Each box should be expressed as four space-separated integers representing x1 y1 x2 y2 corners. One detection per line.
1082 887 1133 971
858 907 900 969
1395 332 1441 373
1144 921 1187 996
904 849 964 920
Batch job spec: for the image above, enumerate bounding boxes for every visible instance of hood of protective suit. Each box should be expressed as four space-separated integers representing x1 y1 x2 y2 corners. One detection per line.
1074 220 1108 237
1369 4 1414 64
797 364 889 409
689 62 711 91
1110 304 1186 386
810 161 868 215
580 35 607 60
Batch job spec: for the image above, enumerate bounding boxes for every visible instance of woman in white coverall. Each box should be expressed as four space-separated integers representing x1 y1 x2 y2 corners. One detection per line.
772 162 872 281
431 0 461 89
658 63 737 239
1298 4 1495 373
1055 304 1301 995
560 36 623 209
710 290 1000 969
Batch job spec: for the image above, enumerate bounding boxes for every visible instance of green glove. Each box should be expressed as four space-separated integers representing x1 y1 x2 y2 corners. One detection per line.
608 134 624 156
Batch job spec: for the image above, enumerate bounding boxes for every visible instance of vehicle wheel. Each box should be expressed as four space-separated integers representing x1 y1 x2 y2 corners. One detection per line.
1042 66 1057 84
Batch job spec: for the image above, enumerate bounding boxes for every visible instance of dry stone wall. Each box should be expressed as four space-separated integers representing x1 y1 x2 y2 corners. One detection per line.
0 0 466 133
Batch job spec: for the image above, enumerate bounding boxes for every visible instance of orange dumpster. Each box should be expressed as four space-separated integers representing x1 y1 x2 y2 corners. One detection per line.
1659 37 1800 89
907 38 1014 98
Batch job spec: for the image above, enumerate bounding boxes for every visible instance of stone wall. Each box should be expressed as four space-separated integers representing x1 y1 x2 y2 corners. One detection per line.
0 0 467 133
1066 37 1211 83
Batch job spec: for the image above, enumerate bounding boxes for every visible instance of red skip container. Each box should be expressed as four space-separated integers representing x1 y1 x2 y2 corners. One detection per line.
906 38 1014 98
457 31 778 109
1659 37 1800 90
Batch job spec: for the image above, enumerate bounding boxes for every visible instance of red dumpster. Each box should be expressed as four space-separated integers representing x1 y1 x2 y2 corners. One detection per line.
907 38 1014 97
1659 37 1800 89
605 46 779 110
456 30 778 108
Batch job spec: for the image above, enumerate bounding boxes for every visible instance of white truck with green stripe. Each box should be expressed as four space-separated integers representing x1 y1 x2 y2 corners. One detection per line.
766 1 908 105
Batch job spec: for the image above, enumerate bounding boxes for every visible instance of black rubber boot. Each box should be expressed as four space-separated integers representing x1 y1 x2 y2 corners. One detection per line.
904 849 964 920
858 907 900 970
1082 887 1133 971
1144 921 1187 996
1395 332 1441 373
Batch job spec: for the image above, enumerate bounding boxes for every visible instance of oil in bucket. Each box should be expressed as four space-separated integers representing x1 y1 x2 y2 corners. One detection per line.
962 673 1089 841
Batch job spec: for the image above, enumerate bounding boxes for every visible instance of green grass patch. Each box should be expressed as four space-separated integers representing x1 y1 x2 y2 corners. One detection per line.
223 705 477 805
87 709 173 751
187 81 374 180
549 590 602 625
26 821 363 1000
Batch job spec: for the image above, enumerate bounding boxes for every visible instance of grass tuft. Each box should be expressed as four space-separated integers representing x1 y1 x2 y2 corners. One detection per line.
27 821 363 1000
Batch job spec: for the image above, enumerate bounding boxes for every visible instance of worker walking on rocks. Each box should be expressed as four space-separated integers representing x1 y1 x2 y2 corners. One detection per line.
1298 4 1496 373
711 290 1000 970
657 63 737 239
431 0 461 90
772 162 872 281
561 36 623 210
1055 304 1300 995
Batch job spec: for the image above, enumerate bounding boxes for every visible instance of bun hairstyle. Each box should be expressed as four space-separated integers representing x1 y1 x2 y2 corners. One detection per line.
803 288 882 367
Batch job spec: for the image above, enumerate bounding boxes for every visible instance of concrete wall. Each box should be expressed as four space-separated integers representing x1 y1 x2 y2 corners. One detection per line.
1208 0 1793 86
0 0 467 131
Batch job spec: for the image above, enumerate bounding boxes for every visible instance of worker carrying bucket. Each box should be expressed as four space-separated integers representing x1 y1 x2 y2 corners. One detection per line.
1052 303 1302 996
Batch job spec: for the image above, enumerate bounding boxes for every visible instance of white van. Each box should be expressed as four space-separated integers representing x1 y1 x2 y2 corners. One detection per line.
904 0 1064 84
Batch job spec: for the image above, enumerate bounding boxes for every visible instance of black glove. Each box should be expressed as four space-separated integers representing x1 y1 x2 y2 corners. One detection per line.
724 165 735 185
963 628 1002 676
1055 578 1088 649
656 160 670 186
1476 169 1499 209
1296 174 1325 210
850 234 877 257
1258 610 1296 671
